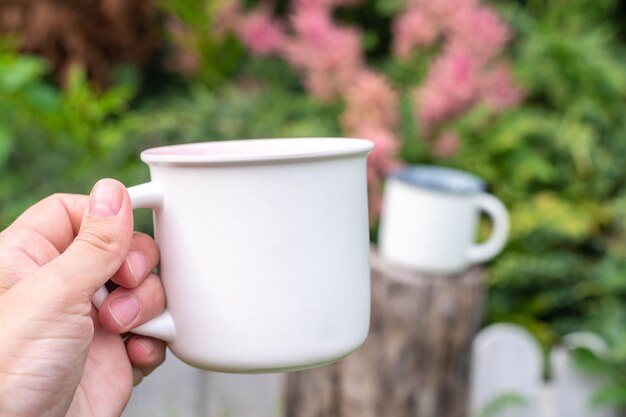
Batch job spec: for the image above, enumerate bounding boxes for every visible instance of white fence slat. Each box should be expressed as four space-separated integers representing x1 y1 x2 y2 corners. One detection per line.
469 323 543 417
123 355 285 417
561 332 608 356
123 354 208 417
551 332 616 417
205 373 285 417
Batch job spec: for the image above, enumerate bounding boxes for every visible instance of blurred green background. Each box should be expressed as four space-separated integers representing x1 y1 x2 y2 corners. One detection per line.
3 0 626 407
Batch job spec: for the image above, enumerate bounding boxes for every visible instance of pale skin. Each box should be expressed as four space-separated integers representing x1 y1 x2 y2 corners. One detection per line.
0 179 167 417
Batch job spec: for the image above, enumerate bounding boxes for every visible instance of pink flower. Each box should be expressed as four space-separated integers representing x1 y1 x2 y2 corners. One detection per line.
479 63 524 110
236 7 286 56
353 126 401 175
303 73 341 103
294 0 361 9
433 131 461 158
392 7 439 58
416 47 479 133
341 70 398 133
417 0 478 28
230 1 365 102
354 126 403 222
284 5 363 101
213 0 242 38
287 6 362 68
448 6 510 63
163 18 201 77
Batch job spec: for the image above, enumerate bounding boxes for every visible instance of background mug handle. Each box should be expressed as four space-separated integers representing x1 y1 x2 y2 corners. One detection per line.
91 181 176 343
466 193 509 265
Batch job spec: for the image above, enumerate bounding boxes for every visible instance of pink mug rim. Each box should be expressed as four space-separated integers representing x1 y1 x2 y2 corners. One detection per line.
140 137 375 165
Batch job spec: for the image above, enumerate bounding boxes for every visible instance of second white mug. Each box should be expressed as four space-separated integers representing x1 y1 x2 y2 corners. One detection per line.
378 165 509 274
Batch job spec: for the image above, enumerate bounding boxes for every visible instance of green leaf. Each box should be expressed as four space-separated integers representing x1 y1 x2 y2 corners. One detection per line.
474 392 529 417
570 347 616 376
23 84 61 113
93 84 135 117
591 384 626 408
0 56 47 92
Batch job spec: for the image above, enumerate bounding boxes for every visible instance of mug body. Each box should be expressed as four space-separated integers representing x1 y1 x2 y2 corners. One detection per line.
378 166 486 273
142 138 372 372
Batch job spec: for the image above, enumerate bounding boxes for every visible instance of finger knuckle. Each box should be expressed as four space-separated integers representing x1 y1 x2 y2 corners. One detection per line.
46 193 76 211
76 221 124 259
1 226 56 264
146 272 165 296
48 192 68 202
132 231 151 242
132 232 159 253
1 226 33 252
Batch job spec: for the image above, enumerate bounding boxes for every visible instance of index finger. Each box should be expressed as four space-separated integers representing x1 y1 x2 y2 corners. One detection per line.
8 193 89 254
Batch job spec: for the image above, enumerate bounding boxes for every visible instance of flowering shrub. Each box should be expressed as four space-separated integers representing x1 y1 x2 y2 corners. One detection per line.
224 0 523 219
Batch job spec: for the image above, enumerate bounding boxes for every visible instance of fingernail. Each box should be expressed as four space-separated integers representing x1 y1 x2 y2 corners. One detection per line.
109 295 140 327
136 339 154 356
126 251 148 282
89 180 124 217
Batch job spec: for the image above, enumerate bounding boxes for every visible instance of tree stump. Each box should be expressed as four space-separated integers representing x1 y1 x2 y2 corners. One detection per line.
286 247 485 417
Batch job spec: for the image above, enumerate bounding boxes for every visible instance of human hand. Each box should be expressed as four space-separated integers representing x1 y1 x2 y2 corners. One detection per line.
0 179 167 417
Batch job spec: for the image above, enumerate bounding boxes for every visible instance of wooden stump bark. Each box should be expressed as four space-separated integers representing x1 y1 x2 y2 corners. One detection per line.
286 248 485 417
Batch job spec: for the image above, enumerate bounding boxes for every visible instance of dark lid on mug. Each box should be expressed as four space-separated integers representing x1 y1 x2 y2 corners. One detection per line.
390 165 486 194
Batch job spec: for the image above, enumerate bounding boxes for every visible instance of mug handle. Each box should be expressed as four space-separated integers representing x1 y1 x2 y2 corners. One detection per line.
466 193 509 265
91 181 176 343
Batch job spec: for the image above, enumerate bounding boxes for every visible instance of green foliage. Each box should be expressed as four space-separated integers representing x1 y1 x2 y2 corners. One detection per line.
0 41 141 225
565 347 626 409
157 0 244 87
473 392 529 417
128 83 339 146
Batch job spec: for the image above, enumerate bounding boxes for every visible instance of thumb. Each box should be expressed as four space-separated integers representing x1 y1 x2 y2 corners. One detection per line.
38 179 134 302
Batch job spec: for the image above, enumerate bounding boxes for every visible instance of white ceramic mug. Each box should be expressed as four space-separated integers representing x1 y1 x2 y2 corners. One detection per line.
92 138 374 373
378 166 509 274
